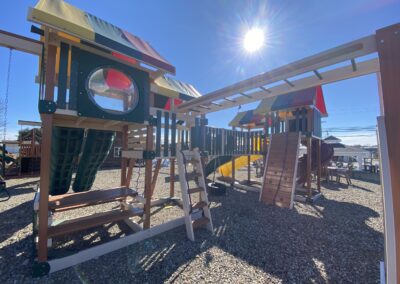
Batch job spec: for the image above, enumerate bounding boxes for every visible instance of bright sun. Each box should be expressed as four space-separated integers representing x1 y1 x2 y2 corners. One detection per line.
243 28 265 53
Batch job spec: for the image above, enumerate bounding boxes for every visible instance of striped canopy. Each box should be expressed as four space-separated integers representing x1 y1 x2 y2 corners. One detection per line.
229 86 327 127
28 0 175 74
153 76 202 99
255 86 327 116
152 76 202 110
229 110 264 128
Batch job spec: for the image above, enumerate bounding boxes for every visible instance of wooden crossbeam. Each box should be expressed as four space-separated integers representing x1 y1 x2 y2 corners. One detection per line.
284 79 295 87
179 58 379 115
177 34 377 112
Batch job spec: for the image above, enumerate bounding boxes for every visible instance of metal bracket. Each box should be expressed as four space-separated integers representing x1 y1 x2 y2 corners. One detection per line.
200 151 208 157
142 150 156 160
38 100 56 114
32 261 50 277
148 116 157 126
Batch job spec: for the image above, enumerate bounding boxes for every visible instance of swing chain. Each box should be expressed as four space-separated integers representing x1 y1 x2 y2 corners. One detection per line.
3 49 12 140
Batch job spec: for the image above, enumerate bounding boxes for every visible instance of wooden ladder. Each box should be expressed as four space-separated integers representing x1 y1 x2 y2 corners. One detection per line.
177 148 213 241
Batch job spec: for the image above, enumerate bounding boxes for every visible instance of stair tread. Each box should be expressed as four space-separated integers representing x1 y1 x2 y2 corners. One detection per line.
186 172 202 180
192 201 208 210
192 216 210 228
188 187 204 194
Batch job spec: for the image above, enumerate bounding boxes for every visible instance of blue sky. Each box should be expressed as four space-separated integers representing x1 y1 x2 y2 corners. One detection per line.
0 0 399 145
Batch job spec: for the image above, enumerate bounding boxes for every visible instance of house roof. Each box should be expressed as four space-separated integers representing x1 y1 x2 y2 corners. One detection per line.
28 0 175 74
254 86 327 116
324 135 341 141
334 146 371 155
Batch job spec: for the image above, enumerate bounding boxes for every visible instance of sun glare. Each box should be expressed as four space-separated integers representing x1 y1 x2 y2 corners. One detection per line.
243 27 265 53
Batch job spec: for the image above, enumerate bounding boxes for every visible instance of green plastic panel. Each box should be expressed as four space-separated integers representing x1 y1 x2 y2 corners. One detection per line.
73 130 115 192
49 127 84 196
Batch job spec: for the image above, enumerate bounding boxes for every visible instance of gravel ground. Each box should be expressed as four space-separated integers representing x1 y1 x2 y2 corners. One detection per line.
0 166 384 283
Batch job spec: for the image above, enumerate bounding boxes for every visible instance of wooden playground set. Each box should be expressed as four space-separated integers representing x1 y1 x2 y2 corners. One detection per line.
0 1 399 282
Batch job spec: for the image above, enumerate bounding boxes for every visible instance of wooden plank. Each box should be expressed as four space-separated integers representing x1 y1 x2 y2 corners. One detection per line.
48 188 138 212
57 42 69 109
169 158 175 197
150 159 162 197
38 42 57 262
164 112 169 157
306 137 312 194
121 125 128 186
171 113 177 156
48 208 143 238
47 217 185 273
155 110 161 157
260 132 300 208
68 46 79 110
143 125 154 229
376 23 400 284
125 159 136 187
0 29 42 55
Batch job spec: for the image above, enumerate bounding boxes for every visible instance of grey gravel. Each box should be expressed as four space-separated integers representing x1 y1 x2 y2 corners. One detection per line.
0 166 384 283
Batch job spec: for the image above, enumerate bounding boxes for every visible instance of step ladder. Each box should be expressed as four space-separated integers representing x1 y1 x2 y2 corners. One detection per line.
177 148 213 241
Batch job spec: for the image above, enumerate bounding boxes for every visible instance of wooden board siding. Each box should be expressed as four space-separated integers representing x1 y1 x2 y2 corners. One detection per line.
260 132 300 209
376 23 400 283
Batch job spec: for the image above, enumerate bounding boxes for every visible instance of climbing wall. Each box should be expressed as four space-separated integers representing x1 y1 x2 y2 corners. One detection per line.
260 132 300 209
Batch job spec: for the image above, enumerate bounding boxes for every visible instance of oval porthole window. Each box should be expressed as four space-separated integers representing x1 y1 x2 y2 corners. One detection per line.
86 67 138 114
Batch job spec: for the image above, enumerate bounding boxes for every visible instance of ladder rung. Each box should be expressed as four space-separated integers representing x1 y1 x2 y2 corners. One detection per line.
186 172 202 181
192 216 209 228
192 201 207 210
186 158 199 164
188 187 204 194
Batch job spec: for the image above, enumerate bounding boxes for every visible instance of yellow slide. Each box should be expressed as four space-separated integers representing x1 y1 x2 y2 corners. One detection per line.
218 155 263 176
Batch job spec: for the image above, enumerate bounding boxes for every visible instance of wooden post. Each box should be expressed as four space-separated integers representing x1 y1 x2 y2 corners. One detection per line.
37 43 57 262
247 128 251 184
317 139 321 192
169 158 175 197
121 125 128 186
2 143 5 178
376 23 400 283
125 158 135 188
306 136 312 196
143 124 154 229
231 127 236 188
150 159 162 197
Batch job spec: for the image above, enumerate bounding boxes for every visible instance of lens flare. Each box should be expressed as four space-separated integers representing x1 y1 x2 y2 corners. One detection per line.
243 27 265 52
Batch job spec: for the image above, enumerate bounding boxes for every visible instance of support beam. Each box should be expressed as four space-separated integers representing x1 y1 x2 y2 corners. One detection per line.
0 29 42 55
169 158 175 197
143 125 154 229
179 58 379 114
37 43 57 262
178 34 377 112
150 159 162 197
306 137 312 196
121 125 128 186
317 140 321 192
376 23 400 284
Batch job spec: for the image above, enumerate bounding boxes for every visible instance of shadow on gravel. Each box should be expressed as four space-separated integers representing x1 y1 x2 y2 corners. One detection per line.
3 180 38 198
322 181 373 193
50 187 384 283
0 200 33 244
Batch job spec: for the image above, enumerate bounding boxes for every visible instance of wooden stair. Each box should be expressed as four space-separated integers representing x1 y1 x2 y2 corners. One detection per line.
48 207 143 238
260 132 300 209
177 148 213 241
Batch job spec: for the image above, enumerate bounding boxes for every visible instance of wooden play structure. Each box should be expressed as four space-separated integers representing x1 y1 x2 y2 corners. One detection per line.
18 120 42 174
0 1 399 282
223 86 333 205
